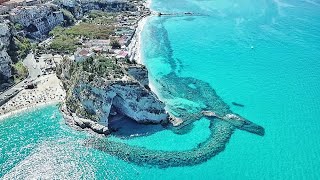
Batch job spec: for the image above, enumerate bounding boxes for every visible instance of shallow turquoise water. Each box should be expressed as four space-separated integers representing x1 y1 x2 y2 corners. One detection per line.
0 106 214 179
140 0 320 178
1 0 320 179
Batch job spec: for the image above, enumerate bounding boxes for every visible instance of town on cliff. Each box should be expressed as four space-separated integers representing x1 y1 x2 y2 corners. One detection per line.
0 0 264 137
0 0 171 134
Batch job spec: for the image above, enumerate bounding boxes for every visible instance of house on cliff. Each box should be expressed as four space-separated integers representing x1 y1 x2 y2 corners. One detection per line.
74 48 95 62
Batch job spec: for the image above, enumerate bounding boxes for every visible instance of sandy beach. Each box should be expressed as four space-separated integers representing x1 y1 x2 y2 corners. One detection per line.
134 16 148 65
128 15 148 64
0 74 65 120
129 0 152 64
0 0 151 121
130 0 162 99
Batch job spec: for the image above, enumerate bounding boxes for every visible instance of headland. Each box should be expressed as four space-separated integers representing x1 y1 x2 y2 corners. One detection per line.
0 0 265 168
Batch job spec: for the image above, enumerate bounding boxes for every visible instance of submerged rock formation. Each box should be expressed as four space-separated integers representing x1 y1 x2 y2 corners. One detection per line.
57 57 168 133
84 72 265 168
82 16 265 168
0 23 12 81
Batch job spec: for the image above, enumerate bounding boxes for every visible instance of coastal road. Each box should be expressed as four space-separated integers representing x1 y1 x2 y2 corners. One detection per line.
0 80 25 106
0 53 42 105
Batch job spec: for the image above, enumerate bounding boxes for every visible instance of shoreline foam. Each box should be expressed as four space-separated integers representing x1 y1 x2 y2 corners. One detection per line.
135 16 148 65
135 17 162 100
0 101 60 121
130 0 162 98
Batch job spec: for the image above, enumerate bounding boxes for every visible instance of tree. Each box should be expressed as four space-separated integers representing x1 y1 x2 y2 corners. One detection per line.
110 40 121 49
14 23 24 31
61 9 76 26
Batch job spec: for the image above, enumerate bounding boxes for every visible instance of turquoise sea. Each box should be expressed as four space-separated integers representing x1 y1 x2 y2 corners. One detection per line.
1 0 320 179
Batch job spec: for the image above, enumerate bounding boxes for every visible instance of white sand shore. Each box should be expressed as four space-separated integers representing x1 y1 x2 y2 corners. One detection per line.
0 0 153 121
145 0 152 10
135 16 148 64
132 0 162 97
130 0 152 64
0 101 60 120
0 74 66 120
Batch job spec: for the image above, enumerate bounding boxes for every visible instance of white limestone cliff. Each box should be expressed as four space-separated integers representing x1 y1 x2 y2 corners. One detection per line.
0 23 12 79
9 4 64 38
58 58 168 134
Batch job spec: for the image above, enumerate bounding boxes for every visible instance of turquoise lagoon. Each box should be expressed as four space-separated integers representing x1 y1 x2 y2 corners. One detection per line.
1 0 320 179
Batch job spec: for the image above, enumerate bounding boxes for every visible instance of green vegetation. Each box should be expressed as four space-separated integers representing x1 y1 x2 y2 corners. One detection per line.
87 10 117 24
73 57 123 79
6 36 31 82
49 26 78 53
61 9 76 26
59 56 124 118
14 23 24 31
66 23 114 39
12 61 28 82
8 36 31 62
111 40 121 49
49 11 116 54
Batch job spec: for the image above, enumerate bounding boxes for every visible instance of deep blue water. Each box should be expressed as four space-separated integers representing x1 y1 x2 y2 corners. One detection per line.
1 0 320 179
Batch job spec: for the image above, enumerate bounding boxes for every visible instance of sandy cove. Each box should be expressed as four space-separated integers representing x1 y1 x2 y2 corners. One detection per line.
0 74 66 120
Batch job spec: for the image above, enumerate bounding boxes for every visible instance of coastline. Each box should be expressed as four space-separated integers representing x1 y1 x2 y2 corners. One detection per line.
133 16 148 65
135 17 162 102
0 74 65 120
0 101 60 120
0 0 155 122
129 0 151 65
131 0 162 99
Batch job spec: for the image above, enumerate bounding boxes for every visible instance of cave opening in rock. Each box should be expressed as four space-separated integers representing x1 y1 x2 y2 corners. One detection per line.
26 24 38 33
107 95 164 138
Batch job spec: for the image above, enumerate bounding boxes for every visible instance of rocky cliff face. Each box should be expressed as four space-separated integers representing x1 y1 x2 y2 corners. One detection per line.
0 23 12 80
9 4 64 38
58 57 168 133
59 0 136 19
126 65 149 87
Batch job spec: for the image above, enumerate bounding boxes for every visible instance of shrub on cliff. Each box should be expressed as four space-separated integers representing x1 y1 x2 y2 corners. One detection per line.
49 35 78 53
14 23 24 31
111 40 121 49
61 9 76 26
8 36 31 62
12 61 28 82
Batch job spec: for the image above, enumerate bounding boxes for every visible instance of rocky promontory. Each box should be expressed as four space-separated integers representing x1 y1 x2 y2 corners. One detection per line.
57 57 168 134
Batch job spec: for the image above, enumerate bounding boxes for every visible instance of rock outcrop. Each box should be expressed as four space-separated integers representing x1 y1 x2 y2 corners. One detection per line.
126 64 149 87
9 4 64 38
58 57 168 133
58 0 137 19
0 23 12 80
